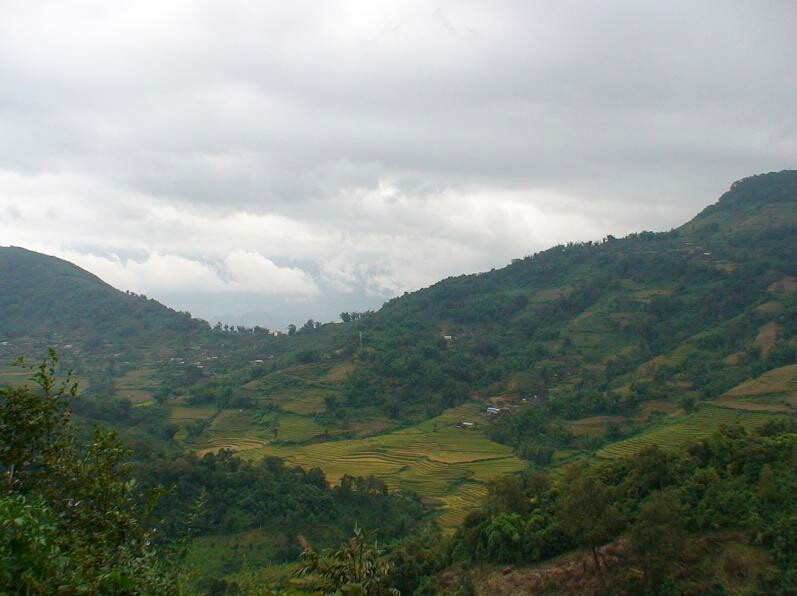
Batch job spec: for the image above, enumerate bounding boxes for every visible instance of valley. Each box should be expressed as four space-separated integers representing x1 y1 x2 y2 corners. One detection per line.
1 170 795 595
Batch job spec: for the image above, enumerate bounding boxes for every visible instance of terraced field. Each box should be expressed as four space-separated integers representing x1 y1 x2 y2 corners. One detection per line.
219 403 528 530
169 406 218 423
0 366 37 388
248 362 346 415
113 367 160 404
596 406 784 460
0 365 90 393
715 364 797 412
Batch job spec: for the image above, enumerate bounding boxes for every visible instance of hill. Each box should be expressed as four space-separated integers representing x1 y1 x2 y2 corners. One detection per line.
0 246 205 346
335 170 795 420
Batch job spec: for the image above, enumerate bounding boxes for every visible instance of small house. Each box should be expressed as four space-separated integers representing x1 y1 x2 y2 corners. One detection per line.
461 421 475 428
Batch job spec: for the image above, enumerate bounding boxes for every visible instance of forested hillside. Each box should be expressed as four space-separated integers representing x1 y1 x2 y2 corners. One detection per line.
0 246 205 342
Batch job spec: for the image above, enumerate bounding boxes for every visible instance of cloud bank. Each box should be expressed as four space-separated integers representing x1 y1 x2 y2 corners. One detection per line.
1 1 794 327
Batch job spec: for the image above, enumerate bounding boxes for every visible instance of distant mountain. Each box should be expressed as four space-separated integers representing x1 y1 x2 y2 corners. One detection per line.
0 246 205 346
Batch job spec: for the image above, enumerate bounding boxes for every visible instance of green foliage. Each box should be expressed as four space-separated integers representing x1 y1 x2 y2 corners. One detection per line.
448 420 797 595
0 351 183 595
297 525 399 596
139 451 429 564
0 494 61 593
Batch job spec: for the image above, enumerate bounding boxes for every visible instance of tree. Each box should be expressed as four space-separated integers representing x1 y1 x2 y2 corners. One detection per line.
680 394 697 413
297 525 399 596
0 351 182 595
556 467 626 579
629 490 686 592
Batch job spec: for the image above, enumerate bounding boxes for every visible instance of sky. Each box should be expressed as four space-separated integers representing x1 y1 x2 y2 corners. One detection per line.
1 1 795 330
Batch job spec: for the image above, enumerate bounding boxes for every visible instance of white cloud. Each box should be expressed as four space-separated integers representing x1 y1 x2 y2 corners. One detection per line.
222 250 318 296
0 2 794 324
58 250 319 297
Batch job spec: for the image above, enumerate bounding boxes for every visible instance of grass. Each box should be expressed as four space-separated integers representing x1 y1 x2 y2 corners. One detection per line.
596 405 784 460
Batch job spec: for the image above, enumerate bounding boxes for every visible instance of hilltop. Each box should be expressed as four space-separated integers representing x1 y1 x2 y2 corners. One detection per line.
0 246 205 345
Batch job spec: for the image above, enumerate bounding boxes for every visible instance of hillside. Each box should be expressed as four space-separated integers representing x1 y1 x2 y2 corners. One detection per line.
337 170 796 420
0 246 204 346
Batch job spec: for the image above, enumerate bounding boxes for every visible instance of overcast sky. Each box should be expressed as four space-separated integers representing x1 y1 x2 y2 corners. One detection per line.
1 1 795 329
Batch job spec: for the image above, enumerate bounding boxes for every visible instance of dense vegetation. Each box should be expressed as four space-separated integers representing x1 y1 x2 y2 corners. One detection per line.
0 352 183 594
140 452 428 560
446 419 797 596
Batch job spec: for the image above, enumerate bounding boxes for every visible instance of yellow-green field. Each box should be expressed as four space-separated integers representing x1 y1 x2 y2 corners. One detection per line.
0 366 89 393
247 363 345 415
595 406 783 460
0 366 37 388
189 403 526 530
715 364 797 412
113 367 160 405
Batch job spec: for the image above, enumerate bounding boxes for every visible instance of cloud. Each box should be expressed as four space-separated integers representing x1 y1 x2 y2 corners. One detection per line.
58 250 319 297
222 250 319 296
0 1 794 324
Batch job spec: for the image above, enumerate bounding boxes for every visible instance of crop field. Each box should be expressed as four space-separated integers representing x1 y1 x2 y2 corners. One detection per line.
188 409 269 453
0 365 90 393
531 285 571 303
273 414 327 443
768 276 797 295
639 343 697 374
249 362 349 415
753 322 779 357
113 367 160 404
755 300 784 315
715 365 797 412
322 359 356 381
222 403 528 530
184 529 282 581
596 406 784 460
567 415 629 437
563 307 623 355
169 406 218 423
0 366 36 388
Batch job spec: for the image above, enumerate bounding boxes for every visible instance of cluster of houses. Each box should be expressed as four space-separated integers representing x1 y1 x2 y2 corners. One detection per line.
457 405 505 429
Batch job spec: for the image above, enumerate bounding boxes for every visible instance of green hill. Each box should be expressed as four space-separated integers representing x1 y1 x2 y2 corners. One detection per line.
337 170 796 423
0 246 204 345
